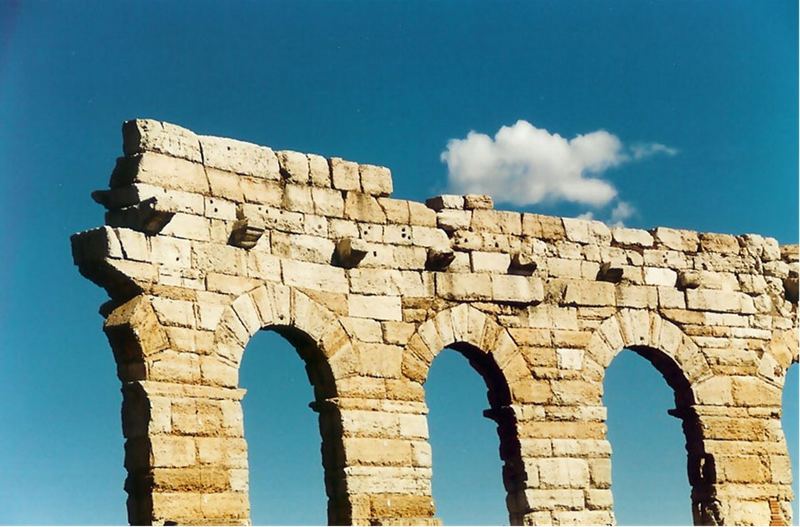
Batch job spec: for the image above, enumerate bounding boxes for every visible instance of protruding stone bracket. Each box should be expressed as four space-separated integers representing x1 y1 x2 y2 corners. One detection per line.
677 270 702 290
229 218 265 249
91 189 114 208
425 194 464 211
334 238 369 268
70 227 150 300
783 270 798 304
229 205 266 249
597 262 623 283
783 276 798 303
106 197 175 235
426 246 455 270
508 252 537 275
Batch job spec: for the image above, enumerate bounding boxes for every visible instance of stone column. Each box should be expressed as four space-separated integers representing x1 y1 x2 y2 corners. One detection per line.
313 384 439 526
99 293 252 525
510 400 614 526
687 404 793 526
122 381 249 525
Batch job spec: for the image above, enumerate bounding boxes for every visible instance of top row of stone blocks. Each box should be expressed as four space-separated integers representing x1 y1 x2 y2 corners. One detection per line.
122 119 394 197
425 194 494 211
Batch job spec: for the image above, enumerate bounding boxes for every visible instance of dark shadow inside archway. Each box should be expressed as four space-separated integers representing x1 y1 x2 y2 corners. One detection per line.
425 343 523 525
239 327 343 525
781 363 798 522
604 347 703 525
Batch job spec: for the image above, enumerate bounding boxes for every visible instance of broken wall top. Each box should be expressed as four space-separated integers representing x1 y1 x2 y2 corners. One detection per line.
71 118 798 386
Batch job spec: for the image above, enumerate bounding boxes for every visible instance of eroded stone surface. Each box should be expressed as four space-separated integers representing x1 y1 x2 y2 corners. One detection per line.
72 119 798 527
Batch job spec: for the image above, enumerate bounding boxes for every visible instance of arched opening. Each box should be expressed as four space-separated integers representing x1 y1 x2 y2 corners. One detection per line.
782 363 798 522
239 325 341 525
604 346 699 525
426 342 523 525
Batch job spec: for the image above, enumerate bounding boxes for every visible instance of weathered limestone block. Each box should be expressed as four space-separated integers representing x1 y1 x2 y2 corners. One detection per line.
435 272 492 301
686 288 756 314
282 260 349 293
330 156 360 191
471 251 511 273
436 209 471 232
425 194 464 211
407 201 438 227
471 209 522 235
282 183 315 214
491 275 545 304
699 232 741 254
678 269 739 290
345 191 388 224
206 167 245 202
652 226 700 252
611 227 653 247
562 281 615 307
384 224 414 245
563 218 611 245
104 296 170 375
463 194 493 209
614 285 658 309
200 135 280 179
522 213 566 241
643 266 677 286
276 150 309 184
412 226 449 248
535 458 591 489
111 152 209 195
123 119 203 162
349 294 402 321
204 196 237 221
359 164 393 196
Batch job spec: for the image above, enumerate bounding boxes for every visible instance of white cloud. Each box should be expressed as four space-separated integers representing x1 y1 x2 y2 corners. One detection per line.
609 200 635 227
630 142 678 160
441 120 675 209
574 200 634 226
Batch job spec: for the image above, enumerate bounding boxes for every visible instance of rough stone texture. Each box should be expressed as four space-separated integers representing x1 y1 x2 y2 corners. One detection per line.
72 119 799 526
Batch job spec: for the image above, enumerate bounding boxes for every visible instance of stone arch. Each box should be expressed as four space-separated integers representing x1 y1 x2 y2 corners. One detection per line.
401 303 531 524
585 308 716 524
402 303 530 389
212 282 355 383
211 282 359 525
584 308 712 406
757 327 800 388
755 327 799 525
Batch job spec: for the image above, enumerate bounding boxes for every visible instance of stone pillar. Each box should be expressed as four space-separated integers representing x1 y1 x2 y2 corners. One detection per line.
510 400 614 526
688 404 793 526
482 404 528 525
122 381 249 525
314 381 439 526
99 293 252 525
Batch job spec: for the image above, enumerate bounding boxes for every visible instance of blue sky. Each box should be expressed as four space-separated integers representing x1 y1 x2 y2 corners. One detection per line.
0 0 796 525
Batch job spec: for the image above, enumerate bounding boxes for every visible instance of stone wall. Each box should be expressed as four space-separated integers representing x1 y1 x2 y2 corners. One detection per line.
71 119 799 526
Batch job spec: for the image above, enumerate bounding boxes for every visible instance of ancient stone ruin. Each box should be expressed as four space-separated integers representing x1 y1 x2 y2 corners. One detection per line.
71 119 798 526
